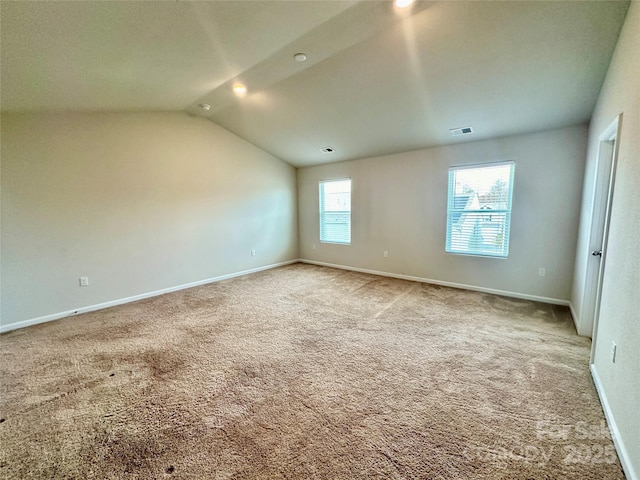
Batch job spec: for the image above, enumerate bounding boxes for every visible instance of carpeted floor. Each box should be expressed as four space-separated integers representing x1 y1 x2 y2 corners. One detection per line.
0 263 625 479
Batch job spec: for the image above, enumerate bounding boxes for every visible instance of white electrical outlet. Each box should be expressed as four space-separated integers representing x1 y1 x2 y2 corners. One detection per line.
79 276 89 287
383 251 388 258
312 243 316 250
251 250 256 257
610 341 617 363
538 268 546 277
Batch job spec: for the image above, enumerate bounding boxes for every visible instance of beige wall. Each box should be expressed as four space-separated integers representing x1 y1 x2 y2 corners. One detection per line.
298 125 587 303
0 112 298 329
573 1 639 477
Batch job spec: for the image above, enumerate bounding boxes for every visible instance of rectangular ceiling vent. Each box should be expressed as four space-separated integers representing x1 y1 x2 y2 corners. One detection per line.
320 146 335 153
449 126 474 136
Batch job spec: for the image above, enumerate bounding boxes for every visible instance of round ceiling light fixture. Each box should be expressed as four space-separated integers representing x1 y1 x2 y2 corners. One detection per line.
199 103 211 111
294 52 307 62
395 0 415 8
232 83 248 97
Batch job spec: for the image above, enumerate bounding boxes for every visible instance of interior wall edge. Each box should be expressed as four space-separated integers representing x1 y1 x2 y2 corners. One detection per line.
0 259 299 334
568 301 589 338
591 364 639 480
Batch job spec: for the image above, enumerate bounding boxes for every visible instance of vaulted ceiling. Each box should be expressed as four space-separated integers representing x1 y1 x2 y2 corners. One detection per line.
0 1 629 167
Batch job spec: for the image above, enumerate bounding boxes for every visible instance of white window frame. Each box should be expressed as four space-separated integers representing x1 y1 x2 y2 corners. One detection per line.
446 161 515 258
319 178 351 245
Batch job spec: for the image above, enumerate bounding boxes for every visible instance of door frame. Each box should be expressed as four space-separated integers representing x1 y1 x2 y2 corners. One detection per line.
588 114 622 363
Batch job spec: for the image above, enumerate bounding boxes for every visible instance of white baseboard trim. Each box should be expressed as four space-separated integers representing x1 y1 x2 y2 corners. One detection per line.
0 259 299 334
591 364 638 480
299 259 570 306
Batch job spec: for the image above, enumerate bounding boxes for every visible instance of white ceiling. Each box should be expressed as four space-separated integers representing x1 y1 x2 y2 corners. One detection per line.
0 1 629 167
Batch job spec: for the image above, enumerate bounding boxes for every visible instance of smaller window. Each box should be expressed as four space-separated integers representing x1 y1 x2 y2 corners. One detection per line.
319 178 351 244
446 162 515 257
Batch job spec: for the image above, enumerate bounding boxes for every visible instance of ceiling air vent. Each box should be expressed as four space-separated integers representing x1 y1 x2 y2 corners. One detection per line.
449 126 474 136
320 146 335 153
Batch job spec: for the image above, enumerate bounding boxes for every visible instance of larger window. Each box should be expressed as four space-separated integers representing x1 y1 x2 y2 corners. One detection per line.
319 178 351 244
446 161 514 257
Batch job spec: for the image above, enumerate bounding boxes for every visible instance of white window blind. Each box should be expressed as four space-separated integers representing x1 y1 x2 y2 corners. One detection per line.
446 162 515 257
319 178 351 244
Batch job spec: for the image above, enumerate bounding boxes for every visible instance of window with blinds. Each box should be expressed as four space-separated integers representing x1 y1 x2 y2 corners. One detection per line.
446 162 515 257
319 178 351 244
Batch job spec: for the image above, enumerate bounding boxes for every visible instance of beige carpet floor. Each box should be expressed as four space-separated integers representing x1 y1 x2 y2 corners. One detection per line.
0 263 625 479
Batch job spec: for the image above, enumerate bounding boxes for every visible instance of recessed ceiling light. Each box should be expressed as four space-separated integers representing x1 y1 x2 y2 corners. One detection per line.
294 52 307 62
395 0 414 8
232 83 247 97
199 103 211 111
